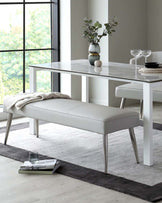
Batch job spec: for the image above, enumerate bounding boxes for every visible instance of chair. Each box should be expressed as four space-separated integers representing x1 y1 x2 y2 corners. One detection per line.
115 51 162 117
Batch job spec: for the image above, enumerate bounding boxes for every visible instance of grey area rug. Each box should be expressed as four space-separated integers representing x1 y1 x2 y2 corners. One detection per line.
0 122 162 202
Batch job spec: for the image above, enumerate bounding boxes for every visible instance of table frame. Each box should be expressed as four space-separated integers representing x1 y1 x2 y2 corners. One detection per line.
29 63 162 166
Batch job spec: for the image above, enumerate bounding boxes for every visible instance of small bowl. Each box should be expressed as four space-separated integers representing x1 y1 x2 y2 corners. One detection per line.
145 62 159 68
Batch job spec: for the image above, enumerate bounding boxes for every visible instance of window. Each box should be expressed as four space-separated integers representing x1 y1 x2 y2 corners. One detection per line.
0 0 60 104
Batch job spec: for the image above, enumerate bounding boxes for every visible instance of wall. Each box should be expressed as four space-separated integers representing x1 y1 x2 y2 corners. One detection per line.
88 0 109 106
60 0 71 97
109 0 147 63
147 0 162 51
60 0 162 107
109 0 162 62
60 0 109 105
71 0 88 99
108 0 147 106
60 0 88 100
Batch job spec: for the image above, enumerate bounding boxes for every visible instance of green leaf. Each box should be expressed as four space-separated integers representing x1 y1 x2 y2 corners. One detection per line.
82 17 118 44
94 21 102 28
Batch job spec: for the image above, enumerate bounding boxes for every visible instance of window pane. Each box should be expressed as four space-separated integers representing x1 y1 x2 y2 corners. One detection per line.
0 5 23 51
25 50 51 93
26 4 51 49
0 52 23 104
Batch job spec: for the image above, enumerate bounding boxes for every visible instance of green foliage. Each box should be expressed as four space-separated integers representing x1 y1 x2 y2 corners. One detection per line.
0 5 51 104
82 17 118 44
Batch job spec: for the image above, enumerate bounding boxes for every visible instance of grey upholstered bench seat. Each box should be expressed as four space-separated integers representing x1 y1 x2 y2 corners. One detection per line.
3 98 140 173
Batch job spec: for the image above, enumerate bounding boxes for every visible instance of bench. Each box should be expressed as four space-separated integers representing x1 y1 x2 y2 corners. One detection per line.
3 98 140 173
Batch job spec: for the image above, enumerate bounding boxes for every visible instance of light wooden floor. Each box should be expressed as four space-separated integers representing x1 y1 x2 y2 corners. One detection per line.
0 156 152 203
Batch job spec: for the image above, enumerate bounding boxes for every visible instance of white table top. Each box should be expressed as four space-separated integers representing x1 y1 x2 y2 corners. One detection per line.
30 59 162 83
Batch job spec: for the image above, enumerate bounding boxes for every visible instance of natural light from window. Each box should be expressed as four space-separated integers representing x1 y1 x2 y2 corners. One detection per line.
0 1 57 104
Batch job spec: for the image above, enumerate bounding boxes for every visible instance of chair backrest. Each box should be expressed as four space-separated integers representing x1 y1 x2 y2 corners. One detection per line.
150 51 162 64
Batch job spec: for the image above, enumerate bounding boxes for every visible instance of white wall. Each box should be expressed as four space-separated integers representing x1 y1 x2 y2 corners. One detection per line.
88 0 109 106
60 0 71 62
60 0 88 100
60 0 71 97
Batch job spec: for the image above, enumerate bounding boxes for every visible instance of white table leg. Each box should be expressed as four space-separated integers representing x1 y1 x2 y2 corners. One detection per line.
81 76 89 102
29 67 37 93
143 82 153 166
29 67 37 135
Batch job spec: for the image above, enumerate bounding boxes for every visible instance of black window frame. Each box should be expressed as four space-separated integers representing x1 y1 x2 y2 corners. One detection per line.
0 0 60 95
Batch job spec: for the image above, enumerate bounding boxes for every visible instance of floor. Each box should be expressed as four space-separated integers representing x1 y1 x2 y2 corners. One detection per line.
0 102 162 203
0 156 151 203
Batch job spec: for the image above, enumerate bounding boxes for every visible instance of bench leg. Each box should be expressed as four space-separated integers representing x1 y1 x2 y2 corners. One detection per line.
103 134 108 173
120 98 126 109
36 119 39 138
4 113 13 145
129 128 139 163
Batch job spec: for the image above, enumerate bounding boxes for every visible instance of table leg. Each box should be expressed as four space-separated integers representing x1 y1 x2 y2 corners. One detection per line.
29 67 37 135
143 82 153 166
29 67 37 93
81 76 89 102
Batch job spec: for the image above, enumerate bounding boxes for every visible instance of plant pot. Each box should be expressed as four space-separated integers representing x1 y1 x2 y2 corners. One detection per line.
88 43 100 66
88 54 100 66
88 43 100 54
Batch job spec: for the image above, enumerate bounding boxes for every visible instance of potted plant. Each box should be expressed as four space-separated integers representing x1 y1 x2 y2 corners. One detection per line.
83 17 118 65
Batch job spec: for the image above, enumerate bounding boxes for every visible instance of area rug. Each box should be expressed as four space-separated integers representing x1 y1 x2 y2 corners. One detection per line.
0 122 162 202
0 143 161 202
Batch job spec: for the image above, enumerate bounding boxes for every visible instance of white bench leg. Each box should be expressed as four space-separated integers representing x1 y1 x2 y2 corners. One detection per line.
103 134 108 173
4 113 13 145
36 119 39 138
129 128 139 163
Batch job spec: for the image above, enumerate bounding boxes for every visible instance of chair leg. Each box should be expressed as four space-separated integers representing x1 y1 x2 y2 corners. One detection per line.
129 128 139 163
120 98 126 109
36 119 39 138
103 134 108 173
4 113 13 145
139 100 143 119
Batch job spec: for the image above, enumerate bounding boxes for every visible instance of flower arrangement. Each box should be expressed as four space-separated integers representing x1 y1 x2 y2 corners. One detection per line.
82 17 118 44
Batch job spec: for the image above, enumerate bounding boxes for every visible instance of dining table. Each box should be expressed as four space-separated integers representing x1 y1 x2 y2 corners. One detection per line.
29 59 162 166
